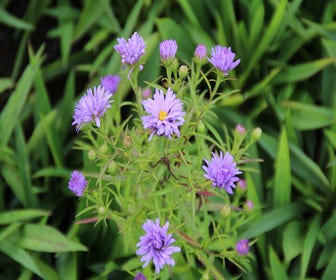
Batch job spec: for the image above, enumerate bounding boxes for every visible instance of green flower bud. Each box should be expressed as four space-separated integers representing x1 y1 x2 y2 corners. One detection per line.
178 65 189 79
123 135 132 148
220 204 231 216
88 150 96 161
251 127 262 141
99 144 109 154
197 120 206 134
107 161 118 174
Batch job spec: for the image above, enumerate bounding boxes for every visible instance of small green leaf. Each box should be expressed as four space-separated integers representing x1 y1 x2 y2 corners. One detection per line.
0 8 34 30
322 250 336 280
282 101 336 130
273 57 336 84
242 203 303 239
301 215 321 278
273 127 291 207
269 246 289 280
283 221 303 263
0 209 50 225
19 224 88 253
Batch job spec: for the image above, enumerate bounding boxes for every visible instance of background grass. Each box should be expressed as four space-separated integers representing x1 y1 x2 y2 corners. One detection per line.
0 0 336 279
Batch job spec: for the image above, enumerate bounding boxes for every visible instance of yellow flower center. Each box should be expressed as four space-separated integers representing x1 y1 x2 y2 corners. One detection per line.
159 110 168 121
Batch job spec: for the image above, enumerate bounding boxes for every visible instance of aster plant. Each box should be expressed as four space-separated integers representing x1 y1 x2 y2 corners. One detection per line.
69 32 261 279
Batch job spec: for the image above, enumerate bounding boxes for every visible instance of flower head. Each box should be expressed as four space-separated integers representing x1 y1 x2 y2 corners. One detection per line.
134 272 146 280
100 75 120 94
208 45 240 75
203 151 241 194
236 239 250 255
159 39 177 62
136 219 180 274
194 44 207 60
72 86 113 132
68 170 87 197
141 88 185 140
114 32 146 66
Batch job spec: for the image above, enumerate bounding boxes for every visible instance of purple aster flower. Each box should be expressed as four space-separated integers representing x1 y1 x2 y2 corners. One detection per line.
202 151 242 194
159 39 177 61
194 44 207 60
136 219 180 274
141 88 185 140
236 239 250 255
134 272 146 280
208 45 240 75
68 170 87 197
72 86 113 132
114 32 146 66
100 75 120 94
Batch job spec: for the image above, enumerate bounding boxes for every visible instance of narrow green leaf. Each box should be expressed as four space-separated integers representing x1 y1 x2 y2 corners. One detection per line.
322 250 336 280
282 101 336 130
19 224 88 253
241 0 287 85
282 221 304 263
273 127 291 207
0 7 34 30
0 209 50 225
1 165 26 206
15 124 38 207
269 246 289 280
301 215 321 278
242 203 303 239
57 253 77 280
0 77 13 94
273 57 336 84
0 240 51 278
0 46 43 146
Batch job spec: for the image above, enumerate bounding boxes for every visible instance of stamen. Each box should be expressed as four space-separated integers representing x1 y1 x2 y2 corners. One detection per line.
159 110 167 121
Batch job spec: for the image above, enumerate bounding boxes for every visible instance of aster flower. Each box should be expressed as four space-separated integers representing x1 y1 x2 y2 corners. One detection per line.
159 39 178 62
141 88 185 140
134 272 146 280
208 45 240 75
136 219 180 274
202 151 242 194
194 44 207 60
114 32 146 68
68 170 87 197
100 75 120 94
72 86 113 132
236 239 250 255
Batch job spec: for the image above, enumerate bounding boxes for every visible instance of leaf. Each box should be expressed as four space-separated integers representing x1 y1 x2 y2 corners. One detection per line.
0 77 13 94
282 221 304 263
0 209 50 225
242 203 303 239
273 57 336 84
19 224 88 253
273 127 291 207
0 45 43 146
0 8 34 30
322 250 336 280
269 246 289 280
300 215 321 278
282 101 336 130
0 239 59 279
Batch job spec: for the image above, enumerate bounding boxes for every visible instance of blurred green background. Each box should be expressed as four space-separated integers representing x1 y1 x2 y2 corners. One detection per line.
0 0 336 279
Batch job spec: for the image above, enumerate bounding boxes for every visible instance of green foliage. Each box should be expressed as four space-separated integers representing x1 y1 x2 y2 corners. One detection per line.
0 0 335 279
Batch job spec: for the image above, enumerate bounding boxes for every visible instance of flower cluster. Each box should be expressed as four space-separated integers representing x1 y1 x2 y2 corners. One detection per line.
68 31 257 279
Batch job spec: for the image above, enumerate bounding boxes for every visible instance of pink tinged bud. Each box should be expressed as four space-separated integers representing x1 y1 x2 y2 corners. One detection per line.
235 124 246 134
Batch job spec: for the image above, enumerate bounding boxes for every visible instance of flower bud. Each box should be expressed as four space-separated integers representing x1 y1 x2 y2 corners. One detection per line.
197 121 206 134
178 65 188 79
123 135 133 148
235 124 246 135
99 144 109 154
220 204 231 216
88 150 96 161
107 161 118 174
251 127 262 141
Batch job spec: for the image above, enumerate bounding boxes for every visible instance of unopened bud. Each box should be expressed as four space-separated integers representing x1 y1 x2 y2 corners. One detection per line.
178 65 188 79
107 161 118 174
123 135 132 148
251 127 262 141
235 124 246 135
197 120 206 134
220 204 231 216
99 144 109 154
88 150 96 161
